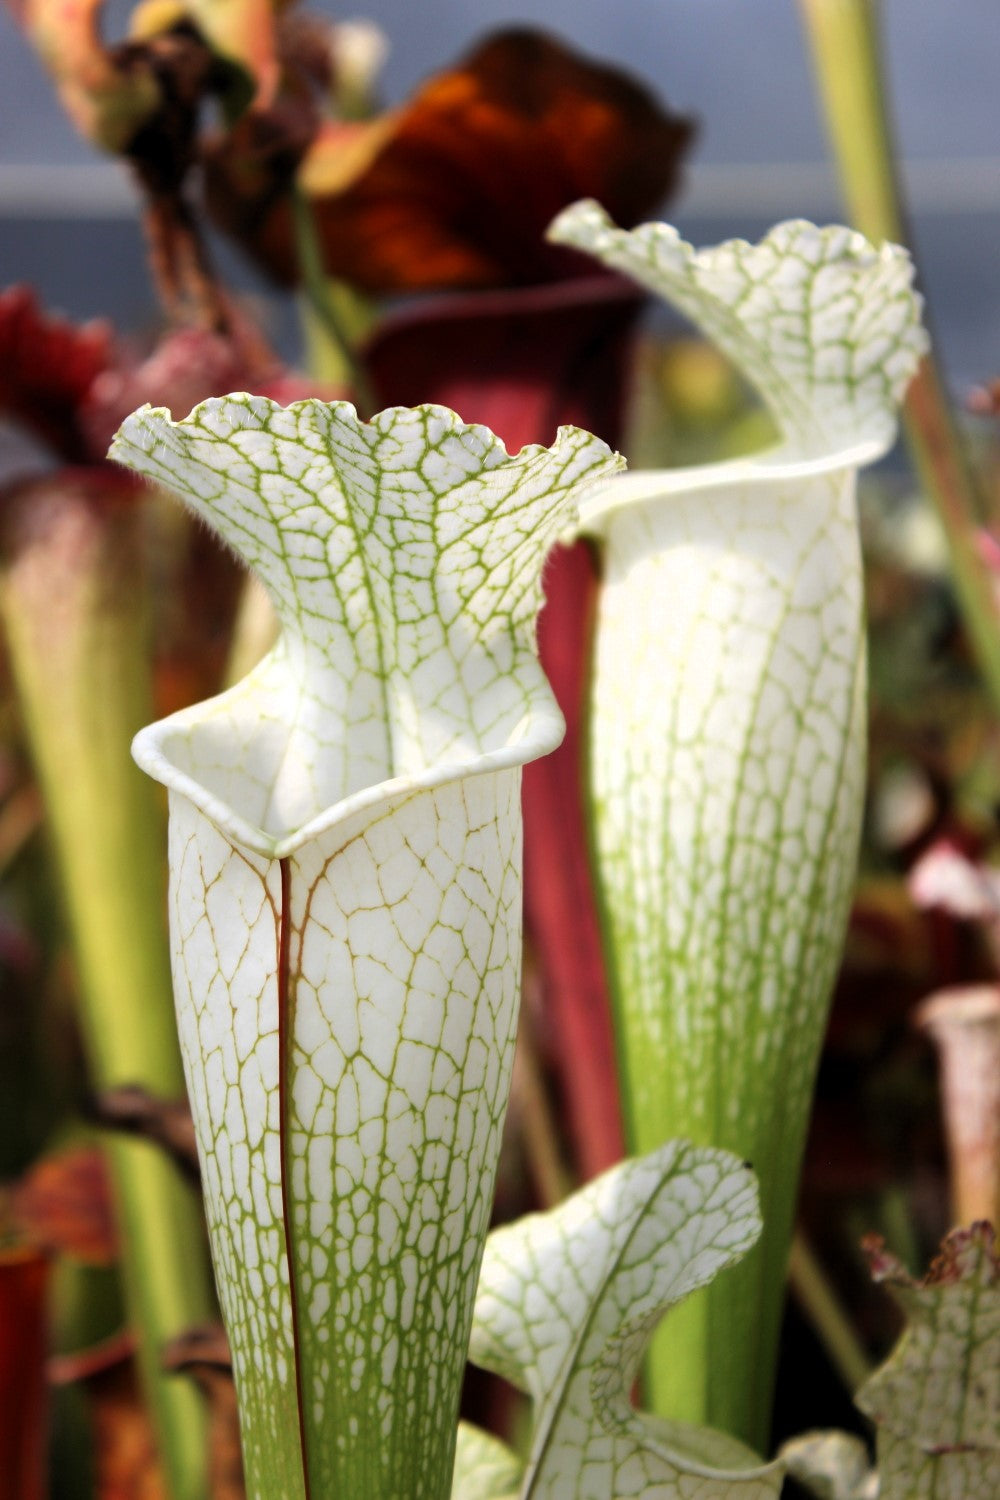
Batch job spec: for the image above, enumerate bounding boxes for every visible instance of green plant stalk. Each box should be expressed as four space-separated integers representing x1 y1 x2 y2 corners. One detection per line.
797 0 900 244
798 0 1000 717
787 1231 873 1396
0 472 214 1500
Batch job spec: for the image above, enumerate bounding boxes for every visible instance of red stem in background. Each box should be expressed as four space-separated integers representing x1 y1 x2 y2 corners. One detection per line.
523 537 625 1175
364 275 637 1179
0 1247 49 1500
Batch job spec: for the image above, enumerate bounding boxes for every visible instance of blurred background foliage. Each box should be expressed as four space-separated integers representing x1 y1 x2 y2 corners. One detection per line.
0 1 998 1496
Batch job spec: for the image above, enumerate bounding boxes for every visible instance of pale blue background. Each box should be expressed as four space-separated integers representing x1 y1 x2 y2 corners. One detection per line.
0 0 997 384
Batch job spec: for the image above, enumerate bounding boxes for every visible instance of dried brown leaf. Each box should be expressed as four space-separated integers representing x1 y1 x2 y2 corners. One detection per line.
209 27 694 291
10 1147 118 1265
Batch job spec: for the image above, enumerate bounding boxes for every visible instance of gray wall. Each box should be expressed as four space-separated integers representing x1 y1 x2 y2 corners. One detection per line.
1 1 997 384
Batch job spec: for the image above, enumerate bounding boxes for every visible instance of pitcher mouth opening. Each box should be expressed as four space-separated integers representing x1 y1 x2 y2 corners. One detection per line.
577 436 887 532
132 673 565 860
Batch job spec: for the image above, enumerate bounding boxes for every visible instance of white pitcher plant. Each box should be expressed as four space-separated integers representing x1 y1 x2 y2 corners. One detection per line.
111 203 927 1498
548 201 927 1446
111 397 624 1500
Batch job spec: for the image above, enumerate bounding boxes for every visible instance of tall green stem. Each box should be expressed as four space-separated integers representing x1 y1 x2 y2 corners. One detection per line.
798 0 1000 715
787 1232 873 1396
0 471 214 1500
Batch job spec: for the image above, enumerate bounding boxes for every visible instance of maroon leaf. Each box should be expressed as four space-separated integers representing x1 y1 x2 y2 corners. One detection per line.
0 1247 49 1500
82 324 344 456
309 28 693 292
215 27 694 292
0 287 113 462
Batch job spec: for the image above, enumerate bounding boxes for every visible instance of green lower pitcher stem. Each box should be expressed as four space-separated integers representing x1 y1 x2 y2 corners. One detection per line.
0 473 214 1500
624 1066 807 1448
585 468 870 1454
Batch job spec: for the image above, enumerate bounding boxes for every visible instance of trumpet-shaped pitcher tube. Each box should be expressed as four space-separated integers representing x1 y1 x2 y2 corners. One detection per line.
112 396 622 1500
549 203 927 1447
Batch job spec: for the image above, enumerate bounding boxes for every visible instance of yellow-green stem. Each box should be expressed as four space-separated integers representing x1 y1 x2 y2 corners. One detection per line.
0 472 214 1500
798 0 1000 715
787 1231 873 1396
